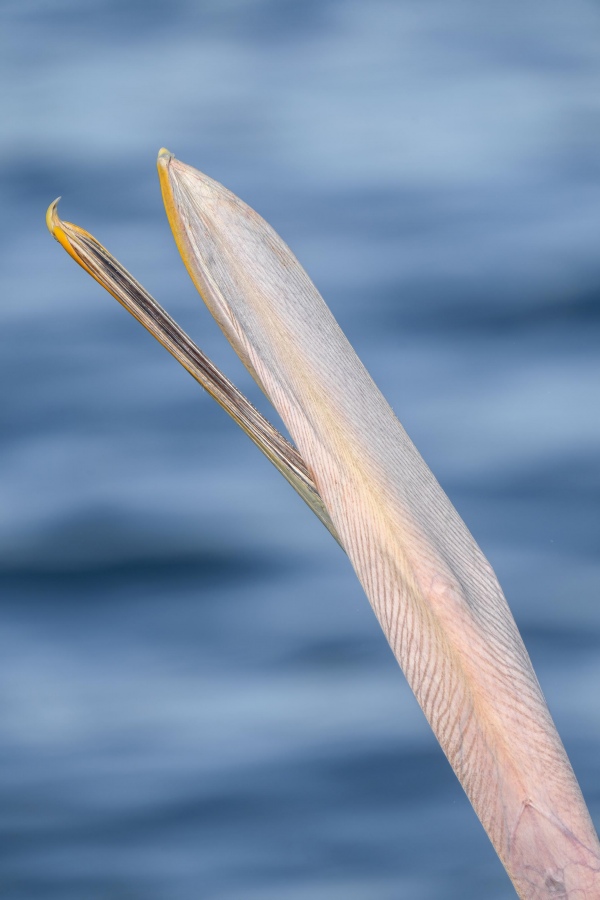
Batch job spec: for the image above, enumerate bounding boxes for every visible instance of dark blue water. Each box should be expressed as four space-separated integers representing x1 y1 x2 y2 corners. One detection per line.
1 1 599 897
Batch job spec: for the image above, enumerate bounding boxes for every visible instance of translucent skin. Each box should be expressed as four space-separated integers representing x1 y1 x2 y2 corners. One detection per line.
158 151 600 899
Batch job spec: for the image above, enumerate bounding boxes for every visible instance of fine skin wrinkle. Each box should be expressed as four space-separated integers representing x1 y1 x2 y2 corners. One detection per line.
157 151 600 899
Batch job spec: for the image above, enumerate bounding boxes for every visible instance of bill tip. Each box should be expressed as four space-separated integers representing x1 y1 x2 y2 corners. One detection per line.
46 197 61 235
157 147 174 165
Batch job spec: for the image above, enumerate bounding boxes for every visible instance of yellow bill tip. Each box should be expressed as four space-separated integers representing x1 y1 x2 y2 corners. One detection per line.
44 198 92 272
46 197 62 237
157 147 174 166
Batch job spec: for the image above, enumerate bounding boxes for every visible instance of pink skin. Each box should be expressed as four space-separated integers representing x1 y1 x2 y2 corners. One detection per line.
157 151 600 897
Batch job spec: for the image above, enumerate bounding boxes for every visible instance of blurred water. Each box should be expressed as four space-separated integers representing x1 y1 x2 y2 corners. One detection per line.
1 1 600 897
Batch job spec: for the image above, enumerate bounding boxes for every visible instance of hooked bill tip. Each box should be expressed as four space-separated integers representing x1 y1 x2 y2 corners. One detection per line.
46 197 61 236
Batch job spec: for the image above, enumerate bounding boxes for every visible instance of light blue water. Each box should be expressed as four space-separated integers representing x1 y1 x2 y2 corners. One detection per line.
1 2 599 897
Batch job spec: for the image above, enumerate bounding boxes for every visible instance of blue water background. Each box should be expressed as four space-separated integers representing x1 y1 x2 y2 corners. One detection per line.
1 2 599 897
